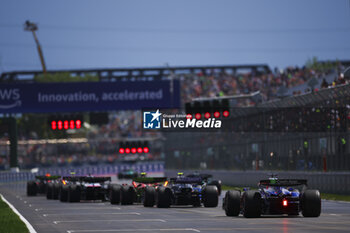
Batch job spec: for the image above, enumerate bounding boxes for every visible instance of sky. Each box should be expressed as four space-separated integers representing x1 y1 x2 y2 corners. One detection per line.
0 0 350 73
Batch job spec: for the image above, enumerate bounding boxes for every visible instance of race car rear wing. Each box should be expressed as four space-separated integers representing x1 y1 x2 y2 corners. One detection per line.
170 177 203 184
62 176 111 183
35 175 61 180
133 177 167 184
259 179 307 186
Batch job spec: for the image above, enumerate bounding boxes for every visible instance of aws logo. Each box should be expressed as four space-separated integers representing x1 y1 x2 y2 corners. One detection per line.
0 88 21 109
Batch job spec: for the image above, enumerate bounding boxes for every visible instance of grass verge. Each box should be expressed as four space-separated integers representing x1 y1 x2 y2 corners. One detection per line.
0 195 29 233
222 185 350 202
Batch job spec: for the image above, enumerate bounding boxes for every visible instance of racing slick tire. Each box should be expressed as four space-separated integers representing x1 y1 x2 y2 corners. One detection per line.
302 189 321 217
208 180 222 196
68 184 80 202
110 184 121 204
242 191 261 218
46 183 53 199
26 181 37 196
59 185 68 202
52 183 60 200
120 185 135 205
143 186 156 207
157 187 171 208
224 190 241 216
203 185 219 207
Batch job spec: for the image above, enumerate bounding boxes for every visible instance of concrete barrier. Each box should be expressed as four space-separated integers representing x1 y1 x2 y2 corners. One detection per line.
165 169 350 194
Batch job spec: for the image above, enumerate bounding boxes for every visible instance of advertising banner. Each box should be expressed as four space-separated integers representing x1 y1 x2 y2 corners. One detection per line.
0 80 180 113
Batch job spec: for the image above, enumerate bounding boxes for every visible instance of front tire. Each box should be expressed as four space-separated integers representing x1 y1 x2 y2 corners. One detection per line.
110 184 121 204
203 185 219 207
224 190 241 216
302 189 321 217
120 185 135 205
143 186 155 207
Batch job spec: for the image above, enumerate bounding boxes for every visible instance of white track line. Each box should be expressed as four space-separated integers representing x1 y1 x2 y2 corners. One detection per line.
43 212 140 217
0 194 37 233
35 207 121 211
67 229 200 233
54 219 166 224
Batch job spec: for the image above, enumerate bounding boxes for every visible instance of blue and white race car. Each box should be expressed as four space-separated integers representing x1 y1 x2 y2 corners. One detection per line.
223 176 321 217
153 172 219 208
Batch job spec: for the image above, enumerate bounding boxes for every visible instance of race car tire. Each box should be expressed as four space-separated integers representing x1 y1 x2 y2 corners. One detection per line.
120 185 135 205
208 180 222 196
157 187 171 208
46 183 53 199
52 183 60 200
242 191 261 218
26 181 37 196
302 189 321 217
59 185 68 202
224 190 240 216
144 186 156 207
203 185 219 207
110 184 121 204
38 182 46 194
68 184 80 202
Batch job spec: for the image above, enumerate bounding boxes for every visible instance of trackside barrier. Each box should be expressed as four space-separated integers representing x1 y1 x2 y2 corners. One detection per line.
0 162 164 183
165 169 350 195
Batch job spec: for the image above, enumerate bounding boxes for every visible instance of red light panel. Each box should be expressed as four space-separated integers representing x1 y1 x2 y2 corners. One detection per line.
76 120 81 129
214 111 220 118
186 114 192 119
131 148 137 154
51 121 57 130
137 147 143 153
204 112 210 119
223 110 229 117
125 148 130 154
57 121 63 130
143 147 149 153
119 148 125 154
195 113 201 120
283 200 288 207
64 120 69 129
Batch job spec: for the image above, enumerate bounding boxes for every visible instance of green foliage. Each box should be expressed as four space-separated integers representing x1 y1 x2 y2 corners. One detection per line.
305 56 338 72
34 72 99 82
0 197 29 233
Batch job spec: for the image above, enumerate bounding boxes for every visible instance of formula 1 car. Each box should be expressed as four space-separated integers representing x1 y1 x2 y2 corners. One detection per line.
223 176 321 217
26 174 61 196
58 176 111 202
153 173 219 208
110 172 168 206
186 172 222 195
117 169 139 179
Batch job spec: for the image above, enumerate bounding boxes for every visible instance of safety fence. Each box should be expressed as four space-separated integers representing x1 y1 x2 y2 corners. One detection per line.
0 162 164 183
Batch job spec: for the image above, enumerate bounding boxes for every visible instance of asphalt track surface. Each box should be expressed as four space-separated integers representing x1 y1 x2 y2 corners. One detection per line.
1 182 350 233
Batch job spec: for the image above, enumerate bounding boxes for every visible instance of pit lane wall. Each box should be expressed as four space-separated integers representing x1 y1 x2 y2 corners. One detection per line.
0 162 164 183
165 170 350 195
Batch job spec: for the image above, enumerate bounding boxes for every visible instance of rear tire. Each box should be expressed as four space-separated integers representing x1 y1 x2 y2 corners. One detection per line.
224 190 241 216
26 181 37 196
242 191 261 218
120 185 135 205
59 185 68 202
110 184 121 204
203 185 219 207
52 183 59 200
143 186 155 207
68 184 80 202
157 187 171 208
46 183 53 199
302 189 321 217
